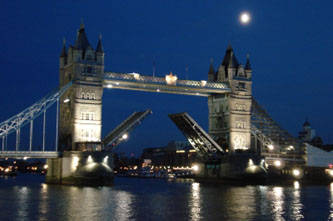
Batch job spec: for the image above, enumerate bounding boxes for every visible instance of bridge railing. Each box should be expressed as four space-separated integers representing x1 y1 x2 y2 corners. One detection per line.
104 72 229 89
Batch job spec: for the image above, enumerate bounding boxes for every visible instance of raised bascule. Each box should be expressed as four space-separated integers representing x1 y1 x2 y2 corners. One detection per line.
0 24 307 184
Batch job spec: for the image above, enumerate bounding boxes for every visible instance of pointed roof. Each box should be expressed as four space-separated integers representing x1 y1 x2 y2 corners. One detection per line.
221 44 239 68
60 38 67 57
74 23 91 50
96 34 104 53
208 59 215 75
303 118 311 127
245 54 251 70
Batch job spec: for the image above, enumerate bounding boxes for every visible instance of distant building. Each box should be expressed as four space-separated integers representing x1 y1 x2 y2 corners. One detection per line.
298 119 316 142
299 119 333 151
306 144 333 167
140 141 198 167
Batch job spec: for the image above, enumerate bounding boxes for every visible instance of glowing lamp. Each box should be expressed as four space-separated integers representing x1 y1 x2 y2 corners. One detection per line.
292 169 301 177
103 156 109 164
274 160 281 168
132 72 140 80
192 164 199 172
122 133 128 140
268 145 274 151
87 155 94 164
165 72 177 85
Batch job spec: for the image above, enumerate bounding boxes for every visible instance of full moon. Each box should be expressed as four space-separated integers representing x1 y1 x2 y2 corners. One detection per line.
240 12 251 24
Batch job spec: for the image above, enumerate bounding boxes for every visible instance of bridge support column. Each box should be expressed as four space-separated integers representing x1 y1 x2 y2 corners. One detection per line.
46 151 114 185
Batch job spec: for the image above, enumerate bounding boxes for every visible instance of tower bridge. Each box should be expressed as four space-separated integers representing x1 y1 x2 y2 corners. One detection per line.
0 24 305 184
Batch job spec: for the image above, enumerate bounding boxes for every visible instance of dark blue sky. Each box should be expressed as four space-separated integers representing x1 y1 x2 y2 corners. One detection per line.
0 1 332 155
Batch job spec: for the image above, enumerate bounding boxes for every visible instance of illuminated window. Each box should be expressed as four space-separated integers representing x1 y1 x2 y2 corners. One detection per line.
81 112 95 120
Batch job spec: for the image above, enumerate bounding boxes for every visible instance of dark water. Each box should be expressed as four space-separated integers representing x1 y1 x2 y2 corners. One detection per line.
0 175 333 220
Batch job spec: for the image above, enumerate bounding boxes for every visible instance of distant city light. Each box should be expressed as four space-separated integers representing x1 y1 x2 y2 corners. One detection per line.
192 164 199 172
240 12 251 25
327 169 333 177
87 155 94 164
122 133 128 140
274 160 281 167
287 145 295 151
293 168 301 177
176 150 185 153
103 156 109 164
268 145 274 151
43 164 48 170
72 156 79 171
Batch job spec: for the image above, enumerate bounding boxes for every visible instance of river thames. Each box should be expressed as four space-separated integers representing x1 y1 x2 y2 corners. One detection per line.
0 175 333 220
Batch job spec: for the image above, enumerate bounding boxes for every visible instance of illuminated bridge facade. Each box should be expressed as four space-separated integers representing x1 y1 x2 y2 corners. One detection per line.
0 24 305 184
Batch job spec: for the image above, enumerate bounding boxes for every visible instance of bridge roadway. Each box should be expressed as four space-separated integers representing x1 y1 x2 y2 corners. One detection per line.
103 72 231 96
0 151 59 159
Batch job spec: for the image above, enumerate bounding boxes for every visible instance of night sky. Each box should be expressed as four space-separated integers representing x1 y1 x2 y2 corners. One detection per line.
0 1 332 156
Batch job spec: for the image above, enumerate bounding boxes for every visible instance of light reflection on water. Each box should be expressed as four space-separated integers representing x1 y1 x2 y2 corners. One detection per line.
0 176 333 220
271 187 285 221
291 181 304 221
16 186 30 220
190 182 201 221
329 183 333 220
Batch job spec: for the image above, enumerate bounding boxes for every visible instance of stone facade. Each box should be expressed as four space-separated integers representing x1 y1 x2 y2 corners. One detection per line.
59 24 104 151
208 46 252 152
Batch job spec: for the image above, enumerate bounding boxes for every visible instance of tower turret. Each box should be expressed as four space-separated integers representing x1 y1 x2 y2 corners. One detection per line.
245 54 252 79
96 34 104 66
208 59 215 82
217 45 239 82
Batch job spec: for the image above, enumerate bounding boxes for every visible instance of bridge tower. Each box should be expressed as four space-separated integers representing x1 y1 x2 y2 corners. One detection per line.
208 46 252 153
46 24 113 185
59 23 104 151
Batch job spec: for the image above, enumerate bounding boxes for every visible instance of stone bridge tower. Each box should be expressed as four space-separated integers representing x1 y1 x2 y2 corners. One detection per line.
59 24 104 151
208 46 252 153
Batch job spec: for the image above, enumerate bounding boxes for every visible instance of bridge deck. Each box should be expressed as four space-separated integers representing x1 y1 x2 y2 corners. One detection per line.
169 112 224 156
104 72 231 96
102 109 152 149
0 151 60 159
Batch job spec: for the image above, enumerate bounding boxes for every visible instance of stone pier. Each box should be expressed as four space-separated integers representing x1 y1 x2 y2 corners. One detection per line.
46 151 114 185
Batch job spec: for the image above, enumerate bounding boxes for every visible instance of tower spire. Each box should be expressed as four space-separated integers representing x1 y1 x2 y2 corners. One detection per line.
245 53 251 70
75 22 91 50
221 44 239 68
80 18 85 30
96 34 104 53
60 38 67 57
208 58 216 81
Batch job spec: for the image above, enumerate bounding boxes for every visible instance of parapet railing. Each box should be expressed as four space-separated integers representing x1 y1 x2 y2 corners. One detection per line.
104 72 229 90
